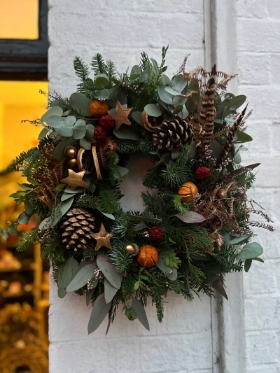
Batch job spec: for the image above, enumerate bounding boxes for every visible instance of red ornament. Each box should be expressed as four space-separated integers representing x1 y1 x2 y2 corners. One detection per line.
94 126 107 142
149 226 163 242
195 166 211 180
99 115 115 131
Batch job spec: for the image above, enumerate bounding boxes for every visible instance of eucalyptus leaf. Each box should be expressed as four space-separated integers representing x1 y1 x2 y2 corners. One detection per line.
233 151 242 164
50 99 66 109
79 137 92 150
66 262 97 292
172 74 187 92
165 86 181 96
94 74 109 89
230 234 250 245
130 65 141 76
38 127 49 140
53 137 77 161
64 116 76 126
8 223 18 237
45 115 65 128
99 211 115 220
158 74 172 86
117 166 129 176
56 126 73 137
144 104 162 117
244 259 252 272
73 119 87 139
240 242 263 260
173 105 183 115
104 278 118 304
132 298 150 331
158 85 174 105
41 106 63 123
50 197 74 227
131 111 142 125
175 211 205 223
222 232 231 247
93 88 111 100
156 253 177 280
87 293 112 334
17 211 30 224
58 257 80 298
85 124 95 141
235 130 253 143
173 95 188 107
86 289 94 306
70 92 92 116
61 191 77 202
96 255 122 289
113 127 140 141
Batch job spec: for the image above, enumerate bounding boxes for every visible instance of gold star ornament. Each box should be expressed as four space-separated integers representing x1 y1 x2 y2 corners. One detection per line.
110 101 132 130
61 169 89 190
92 223 113 251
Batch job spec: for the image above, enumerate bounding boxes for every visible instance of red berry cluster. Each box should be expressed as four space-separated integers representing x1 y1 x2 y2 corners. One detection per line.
195 166 211 180
94 115 115 142
149 226 163 242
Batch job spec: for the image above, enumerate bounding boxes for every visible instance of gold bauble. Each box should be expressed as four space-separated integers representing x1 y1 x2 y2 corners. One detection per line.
67 158 78 169
64 146 77 158
125 243 139 256
216 189 227 199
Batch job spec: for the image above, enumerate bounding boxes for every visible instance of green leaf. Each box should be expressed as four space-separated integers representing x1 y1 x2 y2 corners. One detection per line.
50 197 74 227
98 211 115 220
64 116 76 126
230 234 250 245
165 86 181 96
8 223 18 237
70 92 92 116
244 259 252 272
144 104 162 117
41 106 63 123
56 126 73 137
132 298 150 331
86 289 94 306
38 127 49 140
17 211 30 224
235 130 253 143
175 211 205 223
0 228 8 240
104 278 118 304
253 257 264 263
73 119 87 139
66 262 97 292
87 293 111 334
45 115 65 128
53 137 77 161
172 74 187 92
134 281 140 290
79 137 92 150
85 124 95 141
58 257 80 298
96 255 122 289
94 74 109 89
156 253 177 280
93 88 112 100
173 105 183 115
158 85 173 104
240 242 263 260
113 127 140 140
131 111 142 125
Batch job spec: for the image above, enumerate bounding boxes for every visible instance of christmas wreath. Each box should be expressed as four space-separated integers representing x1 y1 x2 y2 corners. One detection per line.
1 47 273 334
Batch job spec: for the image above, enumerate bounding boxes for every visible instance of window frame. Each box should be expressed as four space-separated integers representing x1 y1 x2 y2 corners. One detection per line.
0 0 48 81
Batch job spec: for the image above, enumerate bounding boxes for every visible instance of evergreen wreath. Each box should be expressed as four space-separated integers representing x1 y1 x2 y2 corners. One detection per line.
1 47 274 334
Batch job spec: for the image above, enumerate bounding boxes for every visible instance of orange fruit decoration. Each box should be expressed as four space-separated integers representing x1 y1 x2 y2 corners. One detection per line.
137 245 159 268
178 182 199 202
89 100 109 116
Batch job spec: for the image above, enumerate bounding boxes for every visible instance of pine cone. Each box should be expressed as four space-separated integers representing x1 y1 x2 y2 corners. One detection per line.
60 208 95 251
153 117 193 151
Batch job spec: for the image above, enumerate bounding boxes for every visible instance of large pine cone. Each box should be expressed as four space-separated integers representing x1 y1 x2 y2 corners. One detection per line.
153 117 193 151
60 208 95 251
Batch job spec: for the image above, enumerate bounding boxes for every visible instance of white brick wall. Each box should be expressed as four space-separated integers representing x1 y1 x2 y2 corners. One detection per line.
48 1 280 372
237 0 280 371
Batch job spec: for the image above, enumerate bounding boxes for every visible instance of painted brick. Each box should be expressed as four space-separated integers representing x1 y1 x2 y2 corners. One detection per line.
236 0 268 19
243 260 277 295
237 52 270 85
267 0 280 18
246 331 278 365
245 295 280 330
237 19 280 52
246 364 279 373
269 54 280 86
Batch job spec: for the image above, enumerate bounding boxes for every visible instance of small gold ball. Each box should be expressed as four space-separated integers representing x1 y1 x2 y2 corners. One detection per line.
125 244 136 254
68 158 78 169
64 146 77 158
216 189 227 199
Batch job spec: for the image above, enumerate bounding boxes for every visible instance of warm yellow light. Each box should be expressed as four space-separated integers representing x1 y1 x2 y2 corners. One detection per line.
0 0 39 40
0 81 48 170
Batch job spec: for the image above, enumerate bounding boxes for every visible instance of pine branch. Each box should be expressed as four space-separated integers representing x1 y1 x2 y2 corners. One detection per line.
73 56 90 81
17 228 39 252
